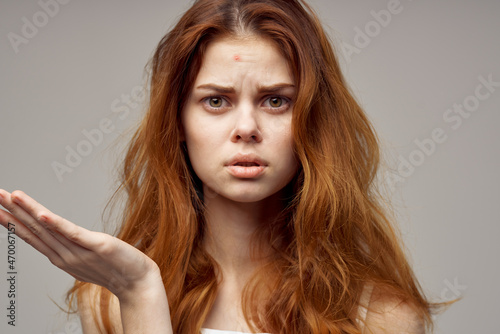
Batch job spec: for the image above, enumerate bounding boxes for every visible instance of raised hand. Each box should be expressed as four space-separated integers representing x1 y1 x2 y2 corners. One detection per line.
0 189 159 301
0 189 174 333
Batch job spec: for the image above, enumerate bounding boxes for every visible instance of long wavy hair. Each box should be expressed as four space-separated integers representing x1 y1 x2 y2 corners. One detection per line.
68 0 448 333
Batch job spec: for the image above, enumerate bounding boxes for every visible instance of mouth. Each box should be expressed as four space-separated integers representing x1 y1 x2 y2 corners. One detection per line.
226 153 268 168
226 154 268 178
232 162 261 167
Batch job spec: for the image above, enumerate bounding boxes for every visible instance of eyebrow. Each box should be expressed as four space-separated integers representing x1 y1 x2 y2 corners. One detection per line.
195 83 295 94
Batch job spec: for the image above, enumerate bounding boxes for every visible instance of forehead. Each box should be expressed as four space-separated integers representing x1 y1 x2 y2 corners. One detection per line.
205 35 281 60
194 35 294 84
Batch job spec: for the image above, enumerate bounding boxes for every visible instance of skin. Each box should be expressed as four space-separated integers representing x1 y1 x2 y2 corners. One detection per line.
0 34 424 334
181 35 298 205
0 189 172 334
181 35 299 330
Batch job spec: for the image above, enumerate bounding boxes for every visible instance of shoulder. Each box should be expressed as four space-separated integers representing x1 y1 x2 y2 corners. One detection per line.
363 284 426 334
77 283 123 334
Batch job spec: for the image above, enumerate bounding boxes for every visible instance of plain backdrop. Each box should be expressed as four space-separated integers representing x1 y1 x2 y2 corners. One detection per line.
1 0 499 333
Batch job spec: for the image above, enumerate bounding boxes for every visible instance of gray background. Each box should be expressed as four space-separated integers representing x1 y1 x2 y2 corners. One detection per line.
0 0 498 333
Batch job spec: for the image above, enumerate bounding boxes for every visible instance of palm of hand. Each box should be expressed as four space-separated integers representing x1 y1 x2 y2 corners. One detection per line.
0 189 159 299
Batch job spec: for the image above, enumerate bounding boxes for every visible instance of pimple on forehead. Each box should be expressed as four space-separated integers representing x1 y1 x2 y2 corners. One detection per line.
233 54 241 61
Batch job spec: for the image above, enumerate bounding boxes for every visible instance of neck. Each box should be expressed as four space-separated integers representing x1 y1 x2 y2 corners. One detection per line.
202 187 285 277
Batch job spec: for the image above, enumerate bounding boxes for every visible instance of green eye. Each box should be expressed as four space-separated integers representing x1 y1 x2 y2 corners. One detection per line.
209 97 223 108
269 97 283 108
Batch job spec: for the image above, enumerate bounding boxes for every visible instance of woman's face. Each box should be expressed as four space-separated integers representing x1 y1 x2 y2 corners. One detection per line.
181 35 299 203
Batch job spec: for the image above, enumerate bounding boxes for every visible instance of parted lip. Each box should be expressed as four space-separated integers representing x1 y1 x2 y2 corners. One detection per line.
225 153 269 167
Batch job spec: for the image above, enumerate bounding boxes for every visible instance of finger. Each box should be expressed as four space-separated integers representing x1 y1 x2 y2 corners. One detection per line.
1 190 71 255
0 189 49 239
0 209 102 285
43 211 108 251
9 190 84 249
9 190 87 251
0 209 62 265
10 190 107 250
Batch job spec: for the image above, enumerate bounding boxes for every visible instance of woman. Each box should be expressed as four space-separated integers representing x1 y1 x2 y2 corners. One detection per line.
0 0 449 333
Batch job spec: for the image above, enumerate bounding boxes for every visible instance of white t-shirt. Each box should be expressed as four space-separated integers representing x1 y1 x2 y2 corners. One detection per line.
200 284 373 334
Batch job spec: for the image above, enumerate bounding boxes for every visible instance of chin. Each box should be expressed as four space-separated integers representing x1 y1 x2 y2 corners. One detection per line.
202 180 290 204
220 191 270 203
222 185 287 204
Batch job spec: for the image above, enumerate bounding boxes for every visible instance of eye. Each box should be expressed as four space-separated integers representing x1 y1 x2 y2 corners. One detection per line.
263 96 291 113
269 97 283 108
209 97 223 108
201 96 229 112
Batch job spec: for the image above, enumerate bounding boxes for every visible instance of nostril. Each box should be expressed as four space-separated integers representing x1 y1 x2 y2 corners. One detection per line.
232 130 262 143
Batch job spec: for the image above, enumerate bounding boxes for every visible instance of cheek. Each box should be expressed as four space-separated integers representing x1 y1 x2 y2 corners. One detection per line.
184 127 206 163
269 117 295 156
185 120 224 148
266 117 298 176
183 109 204 147
183 117 225 170
182 114 202 165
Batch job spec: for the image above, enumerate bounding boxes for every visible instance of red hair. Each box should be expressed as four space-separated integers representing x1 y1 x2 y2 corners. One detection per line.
68 0 450 333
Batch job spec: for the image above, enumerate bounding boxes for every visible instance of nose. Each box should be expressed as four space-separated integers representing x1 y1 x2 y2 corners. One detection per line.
230 104 263 143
